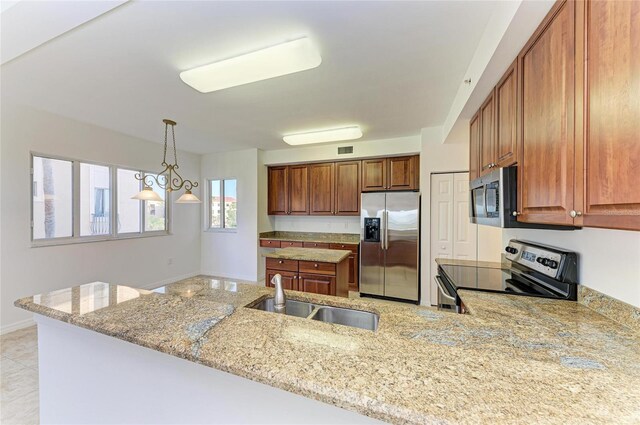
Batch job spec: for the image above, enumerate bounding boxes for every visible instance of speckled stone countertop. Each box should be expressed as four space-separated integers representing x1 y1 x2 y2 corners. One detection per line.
263 247 351 263
15 276 640 425
260 231 360 244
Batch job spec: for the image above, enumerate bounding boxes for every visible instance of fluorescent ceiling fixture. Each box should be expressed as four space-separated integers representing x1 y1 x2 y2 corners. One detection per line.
180 37 321 93
283 126 363 145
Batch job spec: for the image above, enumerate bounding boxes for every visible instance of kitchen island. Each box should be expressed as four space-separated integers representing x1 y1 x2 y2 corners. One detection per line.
15 275 640 424
263 247 351 297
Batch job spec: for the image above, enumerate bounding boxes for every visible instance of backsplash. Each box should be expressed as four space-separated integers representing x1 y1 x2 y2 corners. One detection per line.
274 216 361 234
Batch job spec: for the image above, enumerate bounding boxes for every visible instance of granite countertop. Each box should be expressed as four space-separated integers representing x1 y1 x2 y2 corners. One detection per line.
16 276 640 425
259 231 360 245
263 247 351 263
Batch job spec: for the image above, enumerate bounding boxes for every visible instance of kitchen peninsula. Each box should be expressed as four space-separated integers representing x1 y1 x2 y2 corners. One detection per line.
15 275 640 425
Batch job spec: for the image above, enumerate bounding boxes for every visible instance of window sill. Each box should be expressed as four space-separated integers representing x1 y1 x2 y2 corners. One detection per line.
204 228 238 234
31 231 171 248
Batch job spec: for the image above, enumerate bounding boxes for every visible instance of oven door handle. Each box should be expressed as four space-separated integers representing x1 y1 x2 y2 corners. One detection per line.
434 276 456 302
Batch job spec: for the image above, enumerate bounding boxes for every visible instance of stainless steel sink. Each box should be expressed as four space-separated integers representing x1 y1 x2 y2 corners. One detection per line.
248 298 379 331
251 298 314 318
310 306 379 331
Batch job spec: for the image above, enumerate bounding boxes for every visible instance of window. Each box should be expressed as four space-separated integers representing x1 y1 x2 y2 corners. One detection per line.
116 169 141 234
80 163 111 236
209 179 237 230
32 156 73 240
144 174 166 232
31 154 169 245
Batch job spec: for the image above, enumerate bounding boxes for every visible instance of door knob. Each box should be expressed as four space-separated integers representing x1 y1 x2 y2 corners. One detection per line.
569 210 582 218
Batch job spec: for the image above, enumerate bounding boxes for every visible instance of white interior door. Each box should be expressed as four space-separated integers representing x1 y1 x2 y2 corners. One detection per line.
429 172 477 305
453 173 477 261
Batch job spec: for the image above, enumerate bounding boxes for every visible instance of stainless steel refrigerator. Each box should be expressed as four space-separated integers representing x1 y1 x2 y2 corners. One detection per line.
360 192 420 303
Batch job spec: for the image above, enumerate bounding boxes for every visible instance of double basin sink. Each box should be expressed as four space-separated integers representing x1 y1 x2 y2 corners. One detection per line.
250 298 379 331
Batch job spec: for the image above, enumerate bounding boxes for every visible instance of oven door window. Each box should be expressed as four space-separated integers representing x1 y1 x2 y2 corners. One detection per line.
485 182 500 218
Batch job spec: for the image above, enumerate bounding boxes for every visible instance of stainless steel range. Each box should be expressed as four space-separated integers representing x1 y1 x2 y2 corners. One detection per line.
435 239 578 313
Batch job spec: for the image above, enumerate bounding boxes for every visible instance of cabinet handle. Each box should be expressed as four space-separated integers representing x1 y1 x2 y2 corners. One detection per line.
278 260 284 264
314 264 319 268
512 211 521 217
570 210 583 218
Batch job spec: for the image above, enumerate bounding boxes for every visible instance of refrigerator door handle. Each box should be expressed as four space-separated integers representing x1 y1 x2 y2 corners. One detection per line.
384 210 389 250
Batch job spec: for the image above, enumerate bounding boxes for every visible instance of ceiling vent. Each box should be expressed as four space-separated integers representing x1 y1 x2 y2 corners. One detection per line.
338 146 354 155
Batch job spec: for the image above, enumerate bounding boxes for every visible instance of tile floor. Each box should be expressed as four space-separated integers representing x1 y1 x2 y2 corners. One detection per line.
1 326 39 425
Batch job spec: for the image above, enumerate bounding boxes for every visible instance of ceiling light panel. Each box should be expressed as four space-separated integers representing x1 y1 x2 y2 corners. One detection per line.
180 37 321 93
283 126 363 145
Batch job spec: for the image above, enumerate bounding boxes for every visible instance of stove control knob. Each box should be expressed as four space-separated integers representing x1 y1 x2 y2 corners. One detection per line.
542 259 552 267
548 260 559 269
505 246 518 254
536 257 545 264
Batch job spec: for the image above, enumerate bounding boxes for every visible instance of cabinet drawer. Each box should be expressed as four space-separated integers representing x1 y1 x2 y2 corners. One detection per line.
303 242 330 249
266 258 298 272
280 240 303 248
299 261 336 275
329 243 358 254
260 239 281 248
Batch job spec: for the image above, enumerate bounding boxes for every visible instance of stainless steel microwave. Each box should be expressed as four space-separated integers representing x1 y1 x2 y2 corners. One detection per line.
469 166 574 229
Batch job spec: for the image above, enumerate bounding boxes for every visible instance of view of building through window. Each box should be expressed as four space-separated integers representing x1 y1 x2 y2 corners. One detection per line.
80 163 111 236
210 179 237 229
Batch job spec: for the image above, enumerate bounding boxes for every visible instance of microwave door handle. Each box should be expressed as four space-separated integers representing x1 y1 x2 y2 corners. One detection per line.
483 186 489 217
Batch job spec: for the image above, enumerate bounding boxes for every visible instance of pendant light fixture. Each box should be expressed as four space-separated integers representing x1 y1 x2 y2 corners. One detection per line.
132 119 200 204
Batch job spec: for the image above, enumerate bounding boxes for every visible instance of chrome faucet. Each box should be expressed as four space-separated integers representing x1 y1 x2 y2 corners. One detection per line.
271 274 286 313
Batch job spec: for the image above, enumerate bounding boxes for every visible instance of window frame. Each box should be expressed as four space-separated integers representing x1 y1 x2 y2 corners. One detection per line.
206 178 238 233
30 152 171 247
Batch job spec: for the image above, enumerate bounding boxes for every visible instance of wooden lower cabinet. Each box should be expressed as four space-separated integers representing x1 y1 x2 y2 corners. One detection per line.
298 274 334 296
265 270 298 291
264 257 350 297
329 243 359 292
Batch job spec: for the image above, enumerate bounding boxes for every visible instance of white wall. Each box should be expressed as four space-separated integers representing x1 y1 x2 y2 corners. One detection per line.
262 135 421 165
0 105 202 333
503 228 640 308
274 216 360 234
419 125 503 306
200 149 260 281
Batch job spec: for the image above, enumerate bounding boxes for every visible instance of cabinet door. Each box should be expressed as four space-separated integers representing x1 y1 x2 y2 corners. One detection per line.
479 92 496 175
309 162 335 215
361 158 387 191
267 166 288 215
387 156 416 190
335 161 361 215
495 60 518 168
518 0 576 226
575 0 640 231
469 111 481 181
298 273 335 296
288 165 309 215
265 270 298 291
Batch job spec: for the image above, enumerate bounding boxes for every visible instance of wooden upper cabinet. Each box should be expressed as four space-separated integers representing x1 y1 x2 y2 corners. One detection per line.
469 111 481 181
361 158 387 191
362 156 419 192
479 92 496 175
335 161 360 215
495 60 518 168
288 165 309 215
517 0 576 226
267 166 288 215
387 156 416 190
309 163 335 215
574 0 640 231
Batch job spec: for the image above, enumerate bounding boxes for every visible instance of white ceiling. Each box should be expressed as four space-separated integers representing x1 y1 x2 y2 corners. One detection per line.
1 1 500 154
